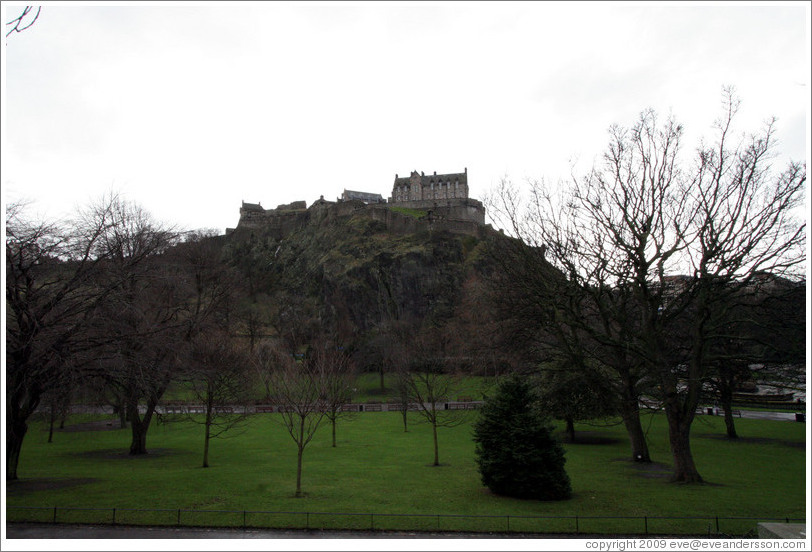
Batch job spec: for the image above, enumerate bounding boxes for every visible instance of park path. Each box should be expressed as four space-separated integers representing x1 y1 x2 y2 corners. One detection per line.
4 522 546 539
702 408 802 422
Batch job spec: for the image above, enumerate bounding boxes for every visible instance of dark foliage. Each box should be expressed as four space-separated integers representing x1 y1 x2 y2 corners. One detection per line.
473 376 571 500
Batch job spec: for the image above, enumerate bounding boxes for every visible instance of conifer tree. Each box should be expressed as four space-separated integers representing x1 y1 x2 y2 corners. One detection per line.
473 375 571 500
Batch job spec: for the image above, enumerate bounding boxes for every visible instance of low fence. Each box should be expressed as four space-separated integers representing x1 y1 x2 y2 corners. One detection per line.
6 506 804 536
730 401 806 412
159 402 483 415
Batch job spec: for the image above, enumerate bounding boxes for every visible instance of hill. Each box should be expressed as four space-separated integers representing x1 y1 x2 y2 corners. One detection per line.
221 205 502 376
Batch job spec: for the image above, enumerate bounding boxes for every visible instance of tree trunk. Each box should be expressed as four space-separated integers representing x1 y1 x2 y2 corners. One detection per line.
379 366 385 391
7 417 28 481
719 377 738 439
619 394 651 463
664 403 703 483
128 402 155 456
723 409 738 439
129 420 149 455
331 416 337 447
7 390 40 481
48 400 56 444
295 445 304 498
203 403 212 468
564 417 575 442
432 421 439 466
401 407 408 432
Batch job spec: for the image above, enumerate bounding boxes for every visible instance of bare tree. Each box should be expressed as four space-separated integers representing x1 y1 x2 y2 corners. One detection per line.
182 330 252 467
486 88 805 483
402 334 469 466
83 196 181 456
701 277 803 439
6 6 41 39
310 342 358 447
390 351 412 433
378 319 417 432
42 375 73 443
645 92 805 481
259 341 328 498
535 359 617 443
484 195 656 464
6 197 136 480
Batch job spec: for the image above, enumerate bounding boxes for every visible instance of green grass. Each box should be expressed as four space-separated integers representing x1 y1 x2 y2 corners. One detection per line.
7 411 806 535
389 206 428 219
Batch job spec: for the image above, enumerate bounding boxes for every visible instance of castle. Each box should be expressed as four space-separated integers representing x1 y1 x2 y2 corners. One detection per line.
227 169 487 238
392 169 470 204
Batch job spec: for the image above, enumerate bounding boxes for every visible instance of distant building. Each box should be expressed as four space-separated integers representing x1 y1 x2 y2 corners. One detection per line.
391 169 469 204
229 167 486 236
240 201 263 212
341 189 385 204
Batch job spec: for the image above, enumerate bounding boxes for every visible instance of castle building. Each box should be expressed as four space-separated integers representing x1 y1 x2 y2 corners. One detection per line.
228 168 486 236
391 169 469 204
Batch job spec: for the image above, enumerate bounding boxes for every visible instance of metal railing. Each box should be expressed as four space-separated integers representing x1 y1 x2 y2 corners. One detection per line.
6 506 804 536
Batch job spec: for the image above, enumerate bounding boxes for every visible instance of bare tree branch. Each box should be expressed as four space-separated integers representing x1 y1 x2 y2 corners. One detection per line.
6 6 41 38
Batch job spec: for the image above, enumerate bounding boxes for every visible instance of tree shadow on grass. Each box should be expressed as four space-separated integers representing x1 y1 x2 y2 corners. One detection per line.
57 420 123 432
73 448 193 460
610 458 673 479
559 431 620 445
698 434 805 449
611 458 726 486
6 477 99 496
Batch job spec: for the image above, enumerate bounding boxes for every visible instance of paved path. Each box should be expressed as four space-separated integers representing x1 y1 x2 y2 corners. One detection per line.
701 409 803 422
4 522 549 539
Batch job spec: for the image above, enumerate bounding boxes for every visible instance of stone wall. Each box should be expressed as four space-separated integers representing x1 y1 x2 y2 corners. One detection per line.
235 204 310 239
233 196 486 240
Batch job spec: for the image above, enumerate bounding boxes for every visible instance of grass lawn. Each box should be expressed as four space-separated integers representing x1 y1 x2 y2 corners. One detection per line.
6 410 806 535
388 206 428 219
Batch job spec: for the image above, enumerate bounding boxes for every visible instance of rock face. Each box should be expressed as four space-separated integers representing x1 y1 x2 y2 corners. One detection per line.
223 207 495 366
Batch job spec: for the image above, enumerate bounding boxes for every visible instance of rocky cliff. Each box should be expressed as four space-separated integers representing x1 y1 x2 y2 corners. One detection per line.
222 207 498 370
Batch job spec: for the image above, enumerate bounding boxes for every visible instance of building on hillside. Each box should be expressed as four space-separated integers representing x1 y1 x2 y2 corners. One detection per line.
228 168 487 236
388 168 485 226
391 169 469 204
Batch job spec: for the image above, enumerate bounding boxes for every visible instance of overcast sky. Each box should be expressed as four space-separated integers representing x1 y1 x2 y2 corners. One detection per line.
2 1 809 233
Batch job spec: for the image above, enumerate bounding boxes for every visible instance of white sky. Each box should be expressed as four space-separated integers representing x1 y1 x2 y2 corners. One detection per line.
2 1 810 233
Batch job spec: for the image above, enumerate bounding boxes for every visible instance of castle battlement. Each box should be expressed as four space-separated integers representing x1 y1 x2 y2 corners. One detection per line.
227 169 486 238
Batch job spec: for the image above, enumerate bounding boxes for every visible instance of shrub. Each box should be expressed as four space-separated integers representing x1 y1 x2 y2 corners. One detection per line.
473 375 571 500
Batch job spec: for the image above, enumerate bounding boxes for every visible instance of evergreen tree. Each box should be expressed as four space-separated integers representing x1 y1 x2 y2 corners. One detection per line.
473 375 571 500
